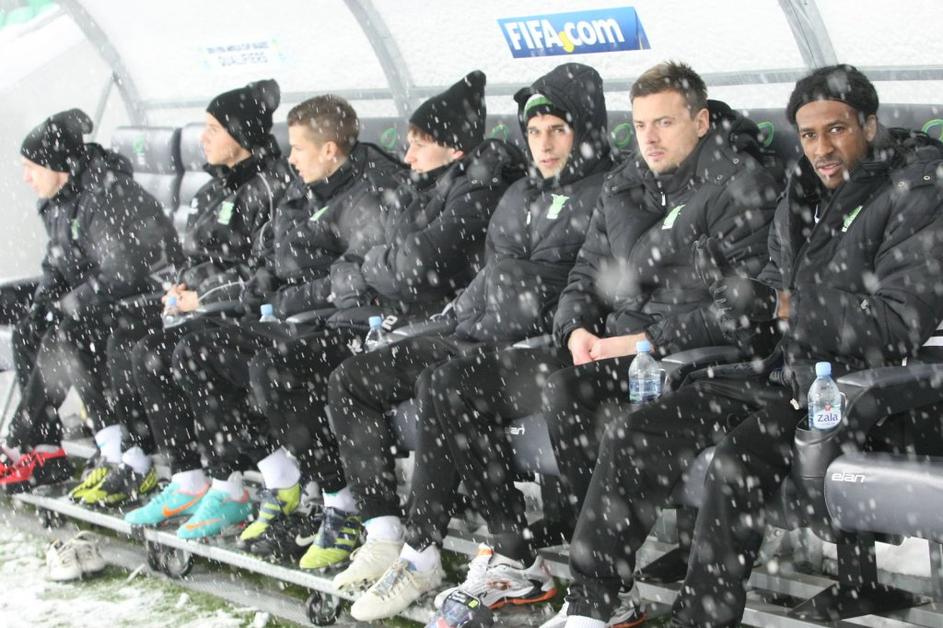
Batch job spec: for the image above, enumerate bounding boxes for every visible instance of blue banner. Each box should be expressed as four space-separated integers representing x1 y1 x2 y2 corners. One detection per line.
498 7 650 58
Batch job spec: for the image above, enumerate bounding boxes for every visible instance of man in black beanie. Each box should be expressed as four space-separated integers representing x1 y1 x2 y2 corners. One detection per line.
67 80 293 507
560 64 943 628
0 109 179 493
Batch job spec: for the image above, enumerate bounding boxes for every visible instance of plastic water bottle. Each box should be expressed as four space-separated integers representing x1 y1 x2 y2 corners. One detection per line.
808 362 842 431
629 340 661 404
259 303 278 323
162 296 180 327
364 315 386 352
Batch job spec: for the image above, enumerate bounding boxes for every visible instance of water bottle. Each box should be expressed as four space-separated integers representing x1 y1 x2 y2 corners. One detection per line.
629 340 661 404
162 296 180 327
364 315 386 352
808 361 842 431
259 303 278 323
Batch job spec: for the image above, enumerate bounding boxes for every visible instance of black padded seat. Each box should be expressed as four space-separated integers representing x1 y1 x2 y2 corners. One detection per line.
111 126 182 216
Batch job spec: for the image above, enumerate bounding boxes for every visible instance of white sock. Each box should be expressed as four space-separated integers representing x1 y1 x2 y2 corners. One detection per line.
321 486 357 513
400 542 440 572
364 516 404 543
171 468 209 494
211 476 245 501
2 444 22 462
564 617 607 628
94 424 124 464
34 443 62 454
257 447 301 489
121 446 151 474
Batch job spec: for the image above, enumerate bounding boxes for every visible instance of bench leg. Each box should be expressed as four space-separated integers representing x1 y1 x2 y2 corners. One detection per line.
635 506 696 584
789 534 926 621
930 542 943 600
0 374 18 440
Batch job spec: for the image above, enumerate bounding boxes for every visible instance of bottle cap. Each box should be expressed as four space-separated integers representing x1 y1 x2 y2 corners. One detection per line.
368 315 383 329
815 361 831 377
636 340 652 353
167 296 177 307
260 303 274 317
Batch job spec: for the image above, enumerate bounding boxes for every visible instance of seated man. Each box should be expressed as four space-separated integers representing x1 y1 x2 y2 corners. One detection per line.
562 65 943 628
0 109 179 492
326 62 614 622
432 61 779 625
125 93 403 538
69 79 291 507
240 72 526 557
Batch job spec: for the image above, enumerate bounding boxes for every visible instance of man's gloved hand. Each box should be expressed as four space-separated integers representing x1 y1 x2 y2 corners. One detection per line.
693 236 776 322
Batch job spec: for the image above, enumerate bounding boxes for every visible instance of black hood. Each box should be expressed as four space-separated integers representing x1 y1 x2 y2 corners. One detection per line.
705 99 768 164
515 63 610 186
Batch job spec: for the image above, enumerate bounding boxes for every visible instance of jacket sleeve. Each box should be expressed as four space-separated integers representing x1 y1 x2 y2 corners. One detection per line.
60 193 165 314
363 180 499 300
33 249 69 308
552 194 611 347
790 182 943 359
645 171 778 353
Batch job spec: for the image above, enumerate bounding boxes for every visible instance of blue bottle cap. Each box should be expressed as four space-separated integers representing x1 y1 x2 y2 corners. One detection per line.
260 303 274 317
368 315 383 329
167 296 177 307
636 339 652 353
815 361 831 377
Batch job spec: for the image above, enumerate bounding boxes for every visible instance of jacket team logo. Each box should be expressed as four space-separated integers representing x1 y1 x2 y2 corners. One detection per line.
498 7 650 59
547 194 570 219
662 204 686 229
217 201 235 225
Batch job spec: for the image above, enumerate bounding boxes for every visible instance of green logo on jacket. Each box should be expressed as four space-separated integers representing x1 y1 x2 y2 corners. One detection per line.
662 204 686 229
70 219 80 240
547 194 570 219
841 205 863 232
310 206 330 222
217 201 235 225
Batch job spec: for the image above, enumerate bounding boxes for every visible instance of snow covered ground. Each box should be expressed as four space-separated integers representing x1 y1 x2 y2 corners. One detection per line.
0 521 278 628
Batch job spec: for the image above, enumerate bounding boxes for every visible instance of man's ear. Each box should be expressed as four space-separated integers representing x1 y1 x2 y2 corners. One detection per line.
695 107 710 138
863 114 878 143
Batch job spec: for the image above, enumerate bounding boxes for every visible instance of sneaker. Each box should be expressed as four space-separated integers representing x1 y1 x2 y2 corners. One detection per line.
176 488 252 540
124 481 209 526
298 507 362 570
350 558 445 621
434 544 557 610
81 464 159 506
239 483 301 545
0 449 73 493
248 509 323 561
332 536 403 590
45 532 106 581
68 453 109 502
539 597 645 628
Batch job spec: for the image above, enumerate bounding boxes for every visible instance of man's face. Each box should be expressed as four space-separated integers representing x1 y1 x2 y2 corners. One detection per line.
526 113 574 178
22 158 67 199
632 90 708 175
795 99 876 190
200 113 246 166
404 131 462 173
288 124 339 184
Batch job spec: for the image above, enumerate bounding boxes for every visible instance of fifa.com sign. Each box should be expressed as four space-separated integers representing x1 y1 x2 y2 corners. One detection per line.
498 7 650 58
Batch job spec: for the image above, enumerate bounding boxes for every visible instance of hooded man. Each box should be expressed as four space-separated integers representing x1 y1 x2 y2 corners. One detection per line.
562 65 943 628
324 62 614 622
64 80 292 507
0 108 180 492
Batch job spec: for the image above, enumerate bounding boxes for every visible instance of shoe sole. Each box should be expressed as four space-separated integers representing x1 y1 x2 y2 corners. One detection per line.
489 585 558 610
612 613 647 628
1 460 73 494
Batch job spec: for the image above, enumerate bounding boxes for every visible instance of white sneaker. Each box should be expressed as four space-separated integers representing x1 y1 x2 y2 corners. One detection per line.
350 558 445 621
540 597 645 628
332 536 403 590
434 544 557 610
70 531 106 575
46 539 82 581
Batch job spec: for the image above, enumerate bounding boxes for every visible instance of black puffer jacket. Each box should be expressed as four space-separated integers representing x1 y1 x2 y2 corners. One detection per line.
453 63 613 342
361 139 526 318
33 143 180 315
178 137 292 298
258 142 403 318
758 127 943 399
553 101 780 354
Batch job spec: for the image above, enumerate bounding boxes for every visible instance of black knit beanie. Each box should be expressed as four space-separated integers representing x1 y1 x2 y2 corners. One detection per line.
409 71 486 153
20 108 93 173
786 64 879 125
206 79 281 150
520 92 570 126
